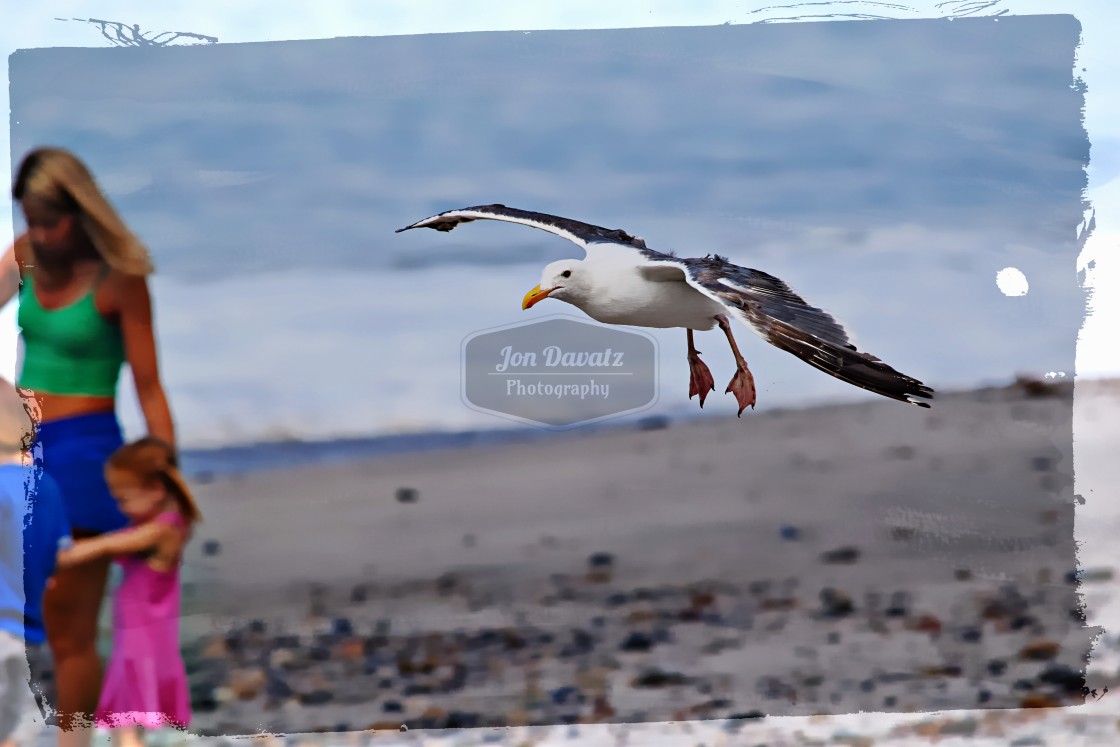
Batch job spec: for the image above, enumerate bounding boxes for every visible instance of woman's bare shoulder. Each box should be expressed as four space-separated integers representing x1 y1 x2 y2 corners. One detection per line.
101 265 151 306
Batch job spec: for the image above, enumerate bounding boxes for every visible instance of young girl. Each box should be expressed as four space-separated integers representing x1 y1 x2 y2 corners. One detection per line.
56 438 200 743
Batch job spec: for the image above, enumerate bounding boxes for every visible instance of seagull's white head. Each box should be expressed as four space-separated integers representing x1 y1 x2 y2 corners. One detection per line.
522 259 591 311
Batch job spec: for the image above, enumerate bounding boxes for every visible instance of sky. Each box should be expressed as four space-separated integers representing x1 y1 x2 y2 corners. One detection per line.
2 1 1118 449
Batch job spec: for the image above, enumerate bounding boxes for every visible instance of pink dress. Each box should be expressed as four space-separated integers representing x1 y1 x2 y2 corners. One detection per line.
94 511 191 731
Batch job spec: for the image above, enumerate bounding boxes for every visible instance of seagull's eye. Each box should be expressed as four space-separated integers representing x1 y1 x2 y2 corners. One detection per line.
561 270 572 278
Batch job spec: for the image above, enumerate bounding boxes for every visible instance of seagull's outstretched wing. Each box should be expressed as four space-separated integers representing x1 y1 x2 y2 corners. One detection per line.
642 254 934 408
396 204 671 261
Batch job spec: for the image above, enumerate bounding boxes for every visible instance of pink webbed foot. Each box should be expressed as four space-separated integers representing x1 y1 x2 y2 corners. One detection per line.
726 364 757 416
688 352 716 408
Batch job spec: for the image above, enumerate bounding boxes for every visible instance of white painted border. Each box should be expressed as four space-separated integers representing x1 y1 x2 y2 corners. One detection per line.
3 1 1117 741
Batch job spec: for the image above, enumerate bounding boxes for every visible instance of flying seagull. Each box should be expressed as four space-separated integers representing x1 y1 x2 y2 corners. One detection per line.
396 204 933 415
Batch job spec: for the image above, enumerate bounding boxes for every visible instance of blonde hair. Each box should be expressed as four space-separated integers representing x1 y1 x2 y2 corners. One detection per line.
12 146 154 276
106 437 203 525
0 378 35 454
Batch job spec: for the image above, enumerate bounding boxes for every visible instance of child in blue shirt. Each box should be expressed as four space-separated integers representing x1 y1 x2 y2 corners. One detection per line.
0 378 71 747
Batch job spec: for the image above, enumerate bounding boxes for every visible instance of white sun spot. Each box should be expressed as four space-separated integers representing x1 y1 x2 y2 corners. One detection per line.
996 267 1029 297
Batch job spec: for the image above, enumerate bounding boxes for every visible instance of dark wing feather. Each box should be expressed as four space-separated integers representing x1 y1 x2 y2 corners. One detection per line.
680 256 934 408
397 204 676 262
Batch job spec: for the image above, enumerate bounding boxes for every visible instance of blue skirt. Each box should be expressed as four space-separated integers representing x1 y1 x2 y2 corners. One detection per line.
34 412 127 535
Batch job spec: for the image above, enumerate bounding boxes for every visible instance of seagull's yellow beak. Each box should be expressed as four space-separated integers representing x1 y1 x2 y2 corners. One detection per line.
522 284 554 310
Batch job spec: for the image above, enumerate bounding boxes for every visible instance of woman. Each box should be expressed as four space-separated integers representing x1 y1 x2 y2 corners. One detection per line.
0 147 175 745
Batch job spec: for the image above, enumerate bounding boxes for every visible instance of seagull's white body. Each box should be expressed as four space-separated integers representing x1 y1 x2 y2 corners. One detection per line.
397 204 935 414
569 251 727 330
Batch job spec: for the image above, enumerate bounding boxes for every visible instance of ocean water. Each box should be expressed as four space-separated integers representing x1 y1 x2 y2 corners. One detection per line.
173 412 680 480
177 426 545 479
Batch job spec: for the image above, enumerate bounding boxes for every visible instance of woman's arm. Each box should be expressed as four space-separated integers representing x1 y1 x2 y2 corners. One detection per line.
56 520 168 569
0 240 24 310
116 273 176 449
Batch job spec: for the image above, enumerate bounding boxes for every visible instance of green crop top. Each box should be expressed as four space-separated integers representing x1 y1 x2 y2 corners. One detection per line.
16 272 126 398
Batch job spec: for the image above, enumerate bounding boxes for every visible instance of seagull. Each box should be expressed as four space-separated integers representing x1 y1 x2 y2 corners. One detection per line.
396 204 933 415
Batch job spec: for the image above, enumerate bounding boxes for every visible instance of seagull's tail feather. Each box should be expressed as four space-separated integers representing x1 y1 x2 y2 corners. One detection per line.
760 319 934 408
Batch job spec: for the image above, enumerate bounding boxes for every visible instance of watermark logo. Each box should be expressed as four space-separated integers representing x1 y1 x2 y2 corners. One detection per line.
462 315 659 428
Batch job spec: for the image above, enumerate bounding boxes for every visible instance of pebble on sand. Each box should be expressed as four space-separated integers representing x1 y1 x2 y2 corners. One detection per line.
1018 640 1060 662
820 546 862 565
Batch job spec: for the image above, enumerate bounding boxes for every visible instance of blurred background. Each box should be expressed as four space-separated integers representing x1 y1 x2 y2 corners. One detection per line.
5 10 1109 739
6 14 1089 453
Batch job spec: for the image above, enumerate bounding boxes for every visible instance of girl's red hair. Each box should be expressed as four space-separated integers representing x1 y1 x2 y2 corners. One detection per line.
106 437 202 525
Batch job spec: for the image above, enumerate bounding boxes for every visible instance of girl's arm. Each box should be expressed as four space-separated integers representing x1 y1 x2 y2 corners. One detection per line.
116 273 176 450
56 520 169 569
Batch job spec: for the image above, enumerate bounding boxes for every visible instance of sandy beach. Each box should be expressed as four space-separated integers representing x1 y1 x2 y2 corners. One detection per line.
185 376 1079 601
28 374 1120 746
